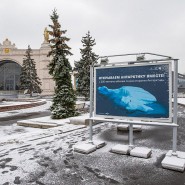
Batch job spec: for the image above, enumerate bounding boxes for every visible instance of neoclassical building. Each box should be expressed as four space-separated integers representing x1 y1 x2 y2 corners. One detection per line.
0 37 55 96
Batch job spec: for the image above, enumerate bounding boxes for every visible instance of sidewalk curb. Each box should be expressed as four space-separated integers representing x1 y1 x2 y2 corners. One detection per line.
0 99 46 112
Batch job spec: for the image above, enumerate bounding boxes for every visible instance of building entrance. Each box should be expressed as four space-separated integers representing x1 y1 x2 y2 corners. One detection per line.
0 60 21 91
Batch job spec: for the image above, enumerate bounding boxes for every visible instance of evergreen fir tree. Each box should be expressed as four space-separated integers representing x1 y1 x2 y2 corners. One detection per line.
20 45 42 96
74 31 98 100
47 9 78 119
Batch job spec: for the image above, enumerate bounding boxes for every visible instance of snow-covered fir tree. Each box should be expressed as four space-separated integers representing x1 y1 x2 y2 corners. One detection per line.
74 31 98 100
20 45 42 97
47 9 78 119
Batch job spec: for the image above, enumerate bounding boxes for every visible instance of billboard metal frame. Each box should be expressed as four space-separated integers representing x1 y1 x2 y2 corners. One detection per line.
88 53 179 155
94 62 172 123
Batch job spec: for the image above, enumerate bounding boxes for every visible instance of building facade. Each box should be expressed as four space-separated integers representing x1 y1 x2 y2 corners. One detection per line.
0 38 55 96
178 73 185 93
178 73 185 87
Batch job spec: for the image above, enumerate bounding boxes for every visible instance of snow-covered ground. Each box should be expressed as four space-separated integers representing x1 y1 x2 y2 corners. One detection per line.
0 98 185 184
1 121 185 185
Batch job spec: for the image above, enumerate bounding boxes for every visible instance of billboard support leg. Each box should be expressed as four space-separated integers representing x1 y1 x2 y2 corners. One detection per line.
89 120 93 144
89 65 94 144
129 124 134 147
172 127 177 155
172 59 178 156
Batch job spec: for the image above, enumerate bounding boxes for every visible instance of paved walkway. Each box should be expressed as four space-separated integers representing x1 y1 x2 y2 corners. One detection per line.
0 98 185 184
1 112 185 184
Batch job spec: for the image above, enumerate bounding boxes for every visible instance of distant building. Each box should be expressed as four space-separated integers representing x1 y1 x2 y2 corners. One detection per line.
178 73 185 93
1 38 184 97
178 73 185 87
0 37 54 96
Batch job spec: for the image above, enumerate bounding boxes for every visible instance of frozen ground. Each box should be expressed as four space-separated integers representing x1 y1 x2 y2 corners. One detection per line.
1 121 185 185
0 99 185 185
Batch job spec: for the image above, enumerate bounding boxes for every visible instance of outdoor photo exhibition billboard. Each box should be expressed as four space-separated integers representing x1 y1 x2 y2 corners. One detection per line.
95 62 172 122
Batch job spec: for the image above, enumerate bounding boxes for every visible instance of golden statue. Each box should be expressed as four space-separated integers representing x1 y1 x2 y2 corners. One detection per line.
44 27 49 42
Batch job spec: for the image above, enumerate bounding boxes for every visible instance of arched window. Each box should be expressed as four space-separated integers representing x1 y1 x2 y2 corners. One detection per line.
0 60 21 91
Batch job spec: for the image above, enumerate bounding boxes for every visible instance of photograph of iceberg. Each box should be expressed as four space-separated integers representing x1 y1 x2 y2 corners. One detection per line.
95 63 171 119
98 86 167 116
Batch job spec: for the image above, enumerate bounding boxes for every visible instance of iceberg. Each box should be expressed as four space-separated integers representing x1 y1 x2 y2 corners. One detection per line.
98 86 166 115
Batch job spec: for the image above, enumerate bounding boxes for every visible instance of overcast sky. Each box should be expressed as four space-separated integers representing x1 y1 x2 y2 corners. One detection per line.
1 0 185 73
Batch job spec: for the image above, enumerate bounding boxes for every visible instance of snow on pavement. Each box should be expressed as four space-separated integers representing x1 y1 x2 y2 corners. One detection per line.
0 122 177 185
0 98 185 184
0 100 52 118
0 122 102 184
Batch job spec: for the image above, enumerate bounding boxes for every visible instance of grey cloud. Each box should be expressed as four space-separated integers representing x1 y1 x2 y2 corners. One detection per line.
0 0 185 73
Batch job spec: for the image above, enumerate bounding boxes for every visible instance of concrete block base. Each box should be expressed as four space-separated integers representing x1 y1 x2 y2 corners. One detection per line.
69 116 102 126
133 125 142 132
161 156 185 172
130 147 152 158
117 125 129 131
17 120 58 129
69 116 89 125
73 143 96 154
117 124 142 132
166 150 185 159
111 144 131 155
92 140 106 149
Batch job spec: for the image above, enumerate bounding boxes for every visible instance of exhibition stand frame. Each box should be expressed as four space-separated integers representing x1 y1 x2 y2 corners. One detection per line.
75 53 185 171
88 53 179 154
